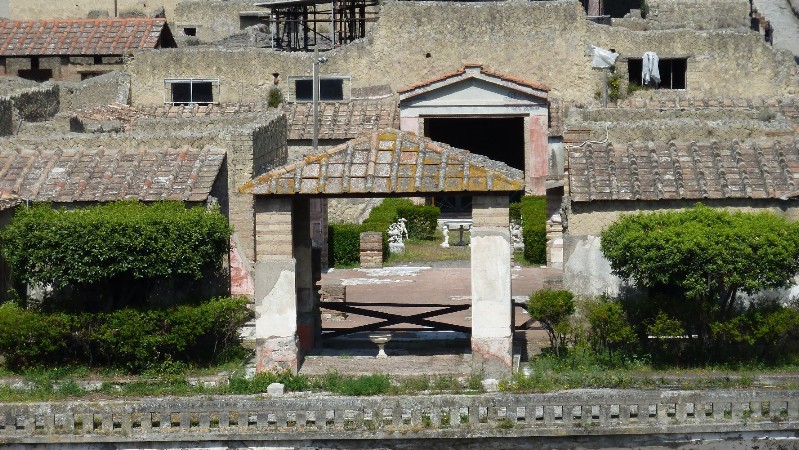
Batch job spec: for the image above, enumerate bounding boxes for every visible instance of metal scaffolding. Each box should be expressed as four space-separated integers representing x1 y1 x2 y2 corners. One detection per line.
256 0 379 52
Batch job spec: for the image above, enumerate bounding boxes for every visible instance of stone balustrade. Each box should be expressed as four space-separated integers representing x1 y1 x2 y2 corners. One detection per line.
2 390 799 444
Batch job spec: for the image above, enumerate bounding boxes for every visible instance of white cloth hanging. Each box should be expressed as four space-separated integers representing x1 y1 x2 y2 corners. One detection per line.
589 45 619 68
642 51 661 85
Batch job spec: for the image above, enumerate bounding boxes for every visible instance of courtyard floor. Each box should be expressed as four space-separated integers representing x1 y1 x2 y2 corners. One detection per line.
299 261 562 377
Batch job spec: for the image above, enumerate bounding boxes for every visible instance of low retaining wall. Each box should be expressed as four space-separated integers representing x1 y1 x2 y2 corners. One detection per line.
2 389 799 444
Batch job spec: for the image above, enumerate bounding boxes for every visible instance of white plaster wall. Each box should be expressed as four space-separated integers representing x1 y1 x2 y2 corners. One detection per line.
470 231 512 339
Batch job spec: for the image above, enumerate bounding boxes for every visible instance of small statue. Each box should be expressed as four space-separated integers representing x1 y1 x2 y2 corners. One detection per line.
440 223 450 248
510 222 524 251
387 217 408 244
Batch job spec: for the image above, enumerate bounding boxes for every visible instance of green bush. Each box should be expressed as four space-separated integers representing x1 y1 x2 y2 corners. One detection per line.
1 201 231 310
267 87 284 108
527 289 574 356
318 372 391 396
0 297 252 373
584 296 637 355
328 223 363 267
229 370 310 394
396 204 440 240
512 196 546 264
362 198 413 232
0 303 72 369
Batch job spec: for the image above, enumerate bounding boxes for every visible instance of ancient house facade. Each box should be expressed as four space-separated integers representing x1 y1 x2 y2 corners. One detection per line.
0 18 176 82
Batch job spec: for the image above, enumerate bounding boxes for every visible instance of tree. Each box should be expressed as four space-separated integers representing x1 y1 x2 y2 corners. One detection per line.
527 289 575 356
1 201 231 311
600 204 799 348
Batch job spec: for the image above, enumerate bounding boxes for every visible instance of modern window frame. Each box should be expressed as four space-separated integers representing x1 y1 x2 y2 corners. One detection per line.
163 78 220 105
288 75 350 102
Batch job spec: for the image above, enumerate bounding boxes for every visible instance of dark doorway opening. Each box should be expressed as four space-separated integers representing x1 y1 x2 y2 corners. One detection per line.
425 117 525 170
18 69 52 82
424 116 525 215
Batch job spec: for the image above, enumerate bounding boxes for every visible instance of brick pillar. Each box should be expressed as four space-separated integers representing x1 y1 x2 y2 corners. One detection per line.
253 197 299 373
470 195 512 378
293 198 318 353
359 231 383 268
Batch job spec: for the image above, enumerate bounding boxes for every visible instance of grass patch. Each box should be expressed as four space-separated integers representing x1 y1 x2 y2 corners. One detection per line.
386 237 470 264
316 372 391 396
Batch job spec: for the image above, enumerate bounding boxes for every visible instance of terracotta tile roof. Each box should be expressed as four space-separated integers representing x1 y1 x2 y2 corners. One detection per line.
568 139 799 202
0 193 20 211
283 99 399 140
398 63 550 96
241 128 524 195
0 146 225 203
0 18 174 57
74 103 154 131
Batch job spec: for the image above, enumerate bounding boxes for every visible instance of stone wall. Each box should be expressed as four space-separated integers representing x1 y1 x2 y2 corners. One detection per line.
4 82 60 123
58 71 131 113
4 389 799 445
127 1 797 107
2 0 179 20
614 0 749 30
172 0 259 43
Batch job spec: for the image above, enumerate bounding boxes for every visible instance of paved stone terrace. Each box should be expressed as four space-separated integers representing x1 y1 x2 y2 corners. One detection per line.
300 264 559 376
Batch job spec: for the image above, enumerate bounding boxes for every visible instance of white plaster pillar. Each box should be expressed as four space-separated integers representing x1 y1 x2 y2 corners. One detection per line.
470 195 513 378
253 196 300 373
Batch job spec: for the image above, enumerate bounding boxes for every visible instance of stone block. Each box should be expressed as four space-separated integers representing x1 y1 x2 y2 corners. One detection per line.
267 382 285 396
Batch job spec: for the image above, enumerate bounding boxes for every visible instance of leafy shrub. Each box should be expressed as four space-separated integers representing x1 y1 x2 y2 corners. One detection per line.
267 87 284 108
361 198 413 233
0 297 251 373
710 300 799 362
328 223 363 267
512 196 547 264
1 201 231 310
229 370 310 394
396 204 440 240
318 372 391 396
584 296 637 355
601 204 799 355
0 303 72 369
527 289 575 356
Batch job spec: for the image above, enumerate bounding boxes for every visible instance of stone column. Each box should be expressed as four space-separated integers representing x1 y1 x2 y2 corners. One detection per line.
293 197 318 353
470 195 513 378
525 113 549 195
253 197 299 373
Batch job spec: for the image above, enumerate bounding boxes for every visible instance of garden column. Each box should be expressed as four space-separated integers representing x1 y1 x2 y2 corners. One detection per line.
470 195 513 378
253 196 300 373
293 197 318 352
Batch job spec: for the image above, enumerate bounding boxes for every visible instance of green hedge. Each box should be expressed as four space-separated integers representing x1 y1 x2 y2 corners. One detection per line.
328 223 364 267
0 297 251 372
396 205 440 240
1 200 231 309
513 196 547 264
361 198 413 233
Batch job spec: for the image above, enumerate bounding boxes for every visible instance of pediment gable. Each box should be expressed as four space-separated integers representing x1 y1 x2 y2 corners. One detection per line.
399 63 549 108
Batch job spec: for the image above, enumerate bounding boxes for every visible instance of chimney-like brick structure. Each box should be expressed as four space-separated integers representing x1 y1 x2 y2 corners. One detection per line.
359 231 383 268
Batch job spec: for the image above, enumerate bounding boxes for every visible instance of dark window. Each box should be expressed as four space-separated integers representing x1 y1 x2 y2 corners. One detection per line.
627 57 687 89
18 69 52 82
170 81 214 104
81 72 104 81
183 27 196 36
294 78 345 101
93 56 103 64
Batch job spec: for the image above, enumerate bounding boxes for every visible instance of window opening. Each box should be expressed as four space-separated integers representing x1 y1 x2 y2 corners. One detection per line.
163 78 219 105
291 77 348 102
183 27 196 36
627 58 687 89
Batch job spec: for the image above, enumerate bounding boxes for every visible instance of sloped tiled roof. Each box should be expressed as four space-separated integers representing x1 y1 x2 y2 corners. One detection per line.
568 139 799 202
241 129 524 195
398 63 550 99
0 146 225 203
283 99 399 140
0 18 174 57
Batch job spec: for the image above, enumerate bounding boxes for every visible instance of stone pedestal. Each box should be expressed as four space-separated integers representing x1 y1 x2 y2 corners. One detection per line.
470 195 512 378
